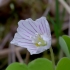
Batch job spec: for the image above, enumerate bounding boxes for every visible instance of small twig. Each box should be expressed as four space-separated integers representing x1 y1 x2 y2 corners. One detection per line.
62 21 69 30
16 50 24 63
0 0 10 7
0 47 25 58
8 44 16 64
68 15 70 35
0 33 11 50
68 1 70 35
43 0 52 16
8 44 12 64
11 44 16 62
59 0 70 14
25 50 30 64
8 36 16 64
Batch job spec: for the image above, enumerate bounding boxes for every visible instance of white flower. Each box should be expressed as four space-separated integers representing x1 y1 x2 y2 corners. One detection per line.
10 17 51 55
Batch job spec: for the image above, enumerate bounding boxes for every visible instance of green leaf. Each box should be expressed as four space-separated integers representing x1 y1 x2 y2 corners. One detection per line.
59 36 70 58
62 35 70 53
6 62 28 70
48 16 60 38
28 58 53 70
56 57 70 70
55 0 61 29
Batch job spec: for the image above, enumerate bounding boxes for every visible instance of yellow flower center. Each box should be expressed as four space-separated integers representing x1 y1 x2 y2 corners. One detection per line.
31 33 47 47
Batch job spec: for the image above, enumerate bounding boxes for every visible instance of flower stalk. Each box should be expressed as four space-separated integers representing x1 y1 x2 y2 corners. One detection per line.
50 47 55 70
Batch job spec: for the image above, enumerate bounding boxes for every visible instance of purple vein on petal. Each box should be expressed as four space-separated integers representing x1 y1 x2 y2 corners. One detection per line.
22 22 35 34
19 29 29 37
39 25 43 34
44 20 48 35
22 44 34 46
23 45 36 50
34 23 37 27
16 34 31 41
41 21 45 33
23 34 30 37
30 20 37 27
16 40 33 45
33 21 37 27
23 45 36 49
19 26 33 35
28 21 37 32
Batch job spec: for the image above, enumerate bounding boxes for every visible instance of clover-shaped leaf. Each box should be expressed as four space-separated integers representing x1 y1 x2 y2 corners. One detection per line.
59 35 70 58
56 57 70 70
28 58 53 70
6 62 28 70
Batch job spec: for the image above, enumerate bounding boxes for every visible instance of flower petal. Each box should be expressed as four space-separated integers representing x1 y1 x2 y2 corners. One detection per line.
11 33 33 47
18 20 34 36
35 17 51 37
27 48 37 55
26 18 38 33
18 18 39 34
17 27 31 40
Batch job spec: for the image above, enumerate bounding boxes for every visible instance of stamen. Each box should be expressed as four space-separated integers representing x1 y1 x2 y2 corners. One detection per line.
38 42 41 45
31 33 47 47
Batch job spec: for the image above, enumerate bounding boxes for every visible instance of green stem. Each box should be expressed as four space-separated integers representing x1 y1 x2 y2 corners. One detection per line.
50 47 55 70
